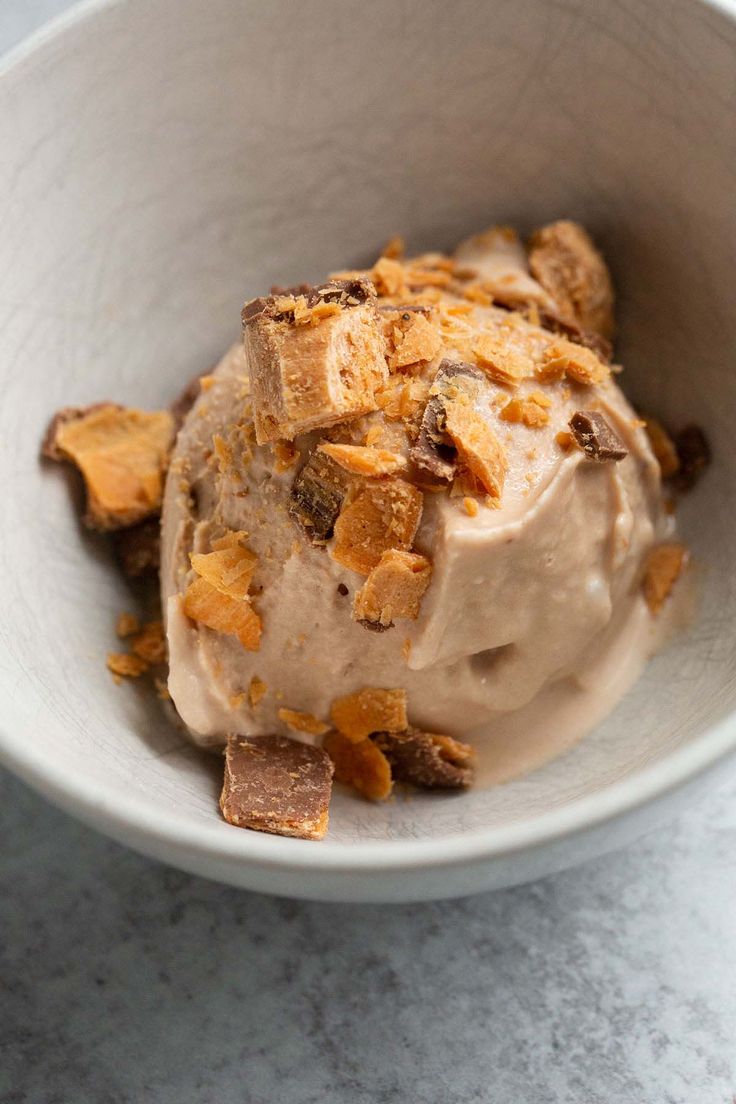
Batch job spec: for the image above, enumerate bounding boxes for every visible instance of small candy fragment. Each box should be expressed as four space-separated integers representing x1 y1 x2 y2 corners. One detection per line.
528 220 615 338
673 425 710 492
317 442 407 477
289 450 350 542
323 731 393 801
539 339 609 385
569 411 628 462
330 687 408 743
331 479 423 575
372 729 474 789
643 543 688 614
182 577 261 650
353 549 432 629
643 417 680 478
277 708 331 737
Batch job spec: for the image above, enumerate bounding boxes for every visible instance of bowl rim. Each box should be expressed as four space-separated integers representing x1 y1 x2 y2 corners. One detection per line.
2 0 736 879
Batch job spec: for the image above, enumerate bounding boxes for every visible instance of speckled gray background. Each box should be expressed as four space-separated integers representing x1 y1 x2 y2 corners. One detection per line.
1 4 736 1102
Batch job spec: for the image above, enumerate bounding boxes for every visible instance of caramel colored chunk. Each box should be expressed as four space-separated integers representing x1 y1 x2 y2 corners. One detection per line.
529 220 615 338
409 360 484 482
643 543 688 614
116 612 140 639
353 550 432 628
278 708 330 737
539 339 609 386
331 687 408 742
323 731 393 801
500 393 551 428
373 729 474 789
472 332 531 386
106 652 149 679
331 479 423 575
43 404 174 530
182 577 262 651
130 620 167 665
242 279 387 443
642 417 679 478
190 534 257 600
318 442 407 477
248 675 268 706
443 400 508 500
388 312 442 370
220 734 333 839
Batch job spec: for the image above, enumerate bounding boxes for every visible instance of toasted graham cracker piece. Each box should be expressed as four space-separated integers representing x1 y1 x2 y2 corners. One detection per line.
331 478 423 575
43 403 174 530
220 735 333 839
353 549 432 629
317 442 407 477
290 449 350 542
372 729 474 789
182 578 262 651
529 220 615 339
331 687 408 743
643 543 688 614
242 278 387 443
323 731 393 801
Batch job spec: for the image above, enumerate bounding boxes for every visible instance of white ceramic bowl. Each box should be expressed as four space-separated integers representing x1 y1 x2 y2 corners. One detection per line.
1 0 735 902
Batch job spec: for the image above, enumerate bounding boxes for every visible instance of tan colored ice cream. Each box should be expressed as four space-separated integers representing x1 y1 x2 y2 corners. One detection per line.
161 224 677 783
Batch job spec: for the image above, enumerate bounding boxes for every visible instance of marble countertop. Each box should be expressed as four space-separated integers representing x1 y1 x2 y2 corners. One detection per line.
2 4 736 1102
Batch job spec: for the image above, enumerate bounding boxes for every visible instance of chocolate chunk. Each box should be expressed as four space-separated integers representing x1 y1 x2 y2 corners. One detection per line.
220 734 333 840
673 425 710 492
242 277 375 325
337 582 349 596
289 450 350 542
409 359 486 481
112 518 161 577
372 729 474 789
569 410 628 462
357 618 394 632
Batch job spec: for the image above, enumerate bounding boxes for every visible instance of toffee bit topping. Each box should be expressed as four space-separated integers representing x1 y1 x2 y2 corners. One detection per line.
372 729 474 789
220 734 333 839
353 549 432 629
535 309 613 364
642 417 680 478
289 450 350 542
106 652 149 680
323 731 393 802
528 220 615 339
569 411 628 462
643 543 688 614
248 675 268 706
409 359 486 482
242 279 387 443
673 425 711 492
330 687 408 743
277 708 330 737
130 620 167 666
42 403 175 531
182 578 262 651
331 478 423 576
190 533 257 599
539 339 609 385
472 332 530 386
499 393 552 428
388 312 442 371
443 400 508 499
317 442 408 477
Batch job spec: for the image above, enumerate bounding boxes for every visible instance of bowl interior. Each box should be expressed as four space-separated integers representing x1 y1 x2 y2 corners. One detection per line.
1 0 735 856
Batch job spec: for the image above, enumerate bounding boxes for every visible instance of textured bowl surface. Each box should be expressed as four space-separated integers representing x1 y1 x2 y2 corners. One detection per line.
1 0 735 901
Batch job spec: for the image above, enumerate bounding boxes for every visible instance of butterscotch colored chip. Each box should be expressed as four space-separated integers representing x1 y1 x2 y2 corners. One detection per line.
353 550 432 628
106 652 149 679
409 360 485 481
540 339 609 385
331 479 423 575
190 534 257 600
535 309 612 364
220 734 333 839
318 442 407 477
278 708 330 737
183 577 261 651
642 543 688 614
443 400 508 500
472 332 531 386
323 731 393 801
242 278 387 443
113 518 161 577
529 220 615 338
116 612 140 639
130 620 167 665
500 394 551 428
380 235 406 261
389 312 442 370
289 449 350 542
331 687 408 742
248 675 268 706
370 256 406 296
43 404 174 530
372 729 474 789
642 417 680 478
569 411 628 462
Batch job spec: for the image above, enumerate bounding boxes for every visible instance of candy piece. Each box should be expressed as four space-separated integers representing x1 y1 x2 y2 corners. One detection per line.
409 360 487 482
242 279 387 443
472 332 531 386
331 687 408 742
43 403 174 530
443 400 508 499
220 735 333 839
499 393 551 428
388 312 442 370
673 425 711 492
323 731 393 801
569 411 628 462
130 620 167 665
372 729 474 789
106 652 149 679
277 708 330 737
331 479 423 575
190 535 257 600
642 543 688 614
317 442 407 477
528 220 615 338
642 417 679 478
182 577 261 650
353 549 432 629
539 339 609 385
248 675 268 706
289 449 350 542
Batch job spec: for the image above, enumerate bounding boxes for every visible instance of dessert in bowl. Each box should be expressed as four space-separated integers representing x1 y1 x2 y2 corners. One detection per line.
1 0 735 900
